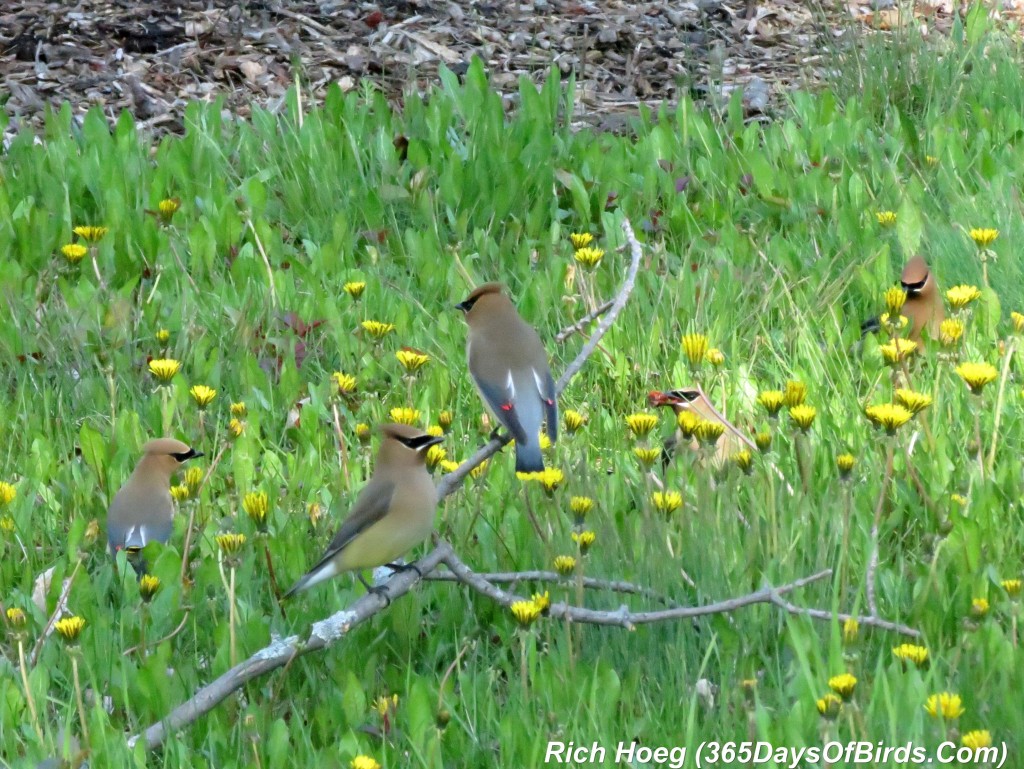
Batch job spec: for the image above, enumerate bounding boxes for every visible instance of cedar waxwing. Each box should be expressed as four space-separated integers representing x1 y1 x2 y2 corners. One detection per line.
648 388 756 466
283 424 444 598
107 438 202 564
861 255 944 342
456 283 557 474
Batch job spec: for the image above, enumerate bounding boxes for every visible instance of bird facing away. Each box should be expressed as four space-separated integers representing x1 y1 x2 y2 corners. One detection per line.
107 438 202 561
283 424 444 598
456 283 557 474
860 255 944 342
648 388 755 466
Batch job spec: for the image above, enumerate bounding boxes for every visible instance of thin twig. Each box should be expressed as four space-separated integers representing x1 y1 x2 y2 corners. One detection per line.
555 300 614 343
767 591 921 638
28 559 83 667
421 569 675 604
246 218 278 309
124 610 192 656
987 337 1016 472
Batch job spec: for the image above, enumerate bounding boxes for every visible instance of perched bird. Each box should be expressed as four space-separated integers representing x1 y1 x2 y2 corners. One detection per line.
456 283 557 473
106 438 202 568
648 388 755 465
861 255 944 342
283 424 444 598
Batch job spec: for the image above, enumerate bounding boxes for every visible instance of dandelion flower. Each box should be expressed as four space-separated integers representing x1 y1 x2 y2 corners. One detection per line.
880 338 917 364
6 607 26 627
189 385 217 409
693 419 725 446
573 247 604 269
470 459 489 480
864 403 912 435
783 380 807 407
215 533 247 556
0 482 16 506
563 410 586 434
969 597 989 619
228 418 245 438
439 459 460 474
754 431 772 452
633 446 661 467
730 449 753 474
0 515 15 532
876 211 897 227
842 618 859 644
651 491 683 514
940 318 965 346
1010 311 1024 334
155 328 171 344
396 349 430 374
532 591 551 614
828 673 857 701
332 372 357 396
344 282 366 299
355 423 372 443
816 693 842 720
510 600 541 627
705 348 725 367
539 433 552 452
894 389 932 415
880 313 909 333
681 333 709 367
956 362 998 394
533 468 564 494
892 644 930 668
884 286 907 315
438 410 453 430
73 225 109 242
950 493 968 507
836 453 855 478
554 555 576 575
61 244 88 263
789 405 817 432
625 413 659 438
969 228 998 248
1002 579 1022 598
157 198 180 220
243 492 269 527
139 574 161 602
946 285 982 311
569 496 593 518
170 484 190 502
925 692 964 719
55 616 86 643
572 530 596 554
569 232 593 249
961 730 992 750
230 402 247 418
361 320 395 340
677 410 700 439
350 756 382 769
425 444 447 471
390 407 420 425
148 358 181 382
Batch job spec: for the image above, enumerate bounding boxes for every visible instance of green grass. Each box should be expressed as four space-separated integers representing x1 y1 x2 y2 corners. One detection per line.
1 13 1023 766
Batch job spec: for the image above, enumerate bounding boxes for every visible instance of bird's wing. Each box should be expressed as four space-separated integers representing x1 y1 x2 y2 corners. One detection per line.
472 371 529 444
310 478 396 569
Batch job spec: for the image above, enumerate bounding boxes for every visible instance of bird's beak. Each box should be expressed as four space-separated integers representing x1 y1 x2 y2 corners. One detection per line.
455 301 469 313
424 435 445 448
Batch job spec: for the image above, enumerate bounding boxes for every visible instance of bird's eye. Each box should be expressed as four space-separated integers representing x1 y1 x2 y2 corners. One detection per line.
670 389 700 402
901 276 927 292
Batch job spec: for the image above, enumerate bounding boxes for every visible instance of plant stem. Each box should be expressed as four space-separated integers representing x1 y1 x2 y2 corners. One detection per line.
18 640 45 743
228 566 238 667
986 338 1015 472
71 653 90 745
866 440 895 617
838 485 853 601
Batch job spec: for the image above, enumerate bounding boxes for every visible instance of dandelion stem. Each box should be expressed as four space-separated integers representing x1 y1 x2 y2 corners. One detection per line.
180 442 227 588
17 640 45 743
71 653 90 745
330 403 351 488
986 338 1016 472
838 484 853 600
519 631 529 699
972 403 985 483
866 440 895 617
228 566 238 667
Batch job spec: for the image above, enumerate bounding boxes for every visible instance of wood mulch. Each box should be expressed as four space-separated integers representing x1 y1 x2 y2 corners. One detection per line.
0 1 1010 138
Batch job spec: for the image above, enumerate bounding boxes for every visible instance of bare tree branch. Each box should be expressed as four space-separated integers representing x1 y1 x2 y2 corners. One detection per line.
422 569 675 605
555 299 613 343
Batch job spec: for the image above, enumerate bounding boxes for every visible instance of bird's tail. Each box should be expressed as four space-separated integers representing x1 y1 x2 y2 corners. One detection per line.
514 439 545 474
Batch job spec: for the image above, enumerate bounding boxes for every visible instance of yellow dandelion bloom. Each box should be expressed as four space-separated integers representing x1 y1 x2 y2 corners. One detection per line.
438 410 453 430
361 320 395 340
533 467 564 493
693 419 725 446
951 493 968 507
390 407 420 425
836 453 856 478
969 228 998 248
705 348 725 367
961 730 992 750
189 384 217 409
884 286 907 314
940 318 965 346
510 600 541 626
946 285 982 311
0 481 16 506
880 338 918 365
372 694 398 718
439 459 461 474
625 413 659 438
970 597 989 619
183 467 203 493
344 281 366 299
155 328 171 344
569 496 593 518
925 692 964 719
925 155 939 167
876 211 897 227
7 607 27 627
396 349 430 373
864 403 912 435
228 418 245 438
355 423 372 443
816 693 843 720
563 410 586 434
828 673 857 701
0 515 15 533
61 244 88 263
572 530 596 554
230 402 247 418
157 198 180 219
170 484 190 502
426 425 444 438
681 333 710 366
539 432 552 452
1011 311 1024 334
880 313 908 333
148 358 181 382
894 389 932 415
569 232 593 249
55 616 86 643
139 574 162 602
554 555 577 575
73 225 108 242
956 362 998 394
332 372 357 396
892 644 929 668
677 410 700 439
425 444 447 471
532 591 551 613
731 449 753 474
350 756 382 769
1002 579 1022 598
215 533 247 556
573 247 604 269
783 381 807 408
243 492 269 525
651 491 683 514
789 405 817 432
754 430 772 452
633 446 661 467
842 618 859 644
470 459 489 480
